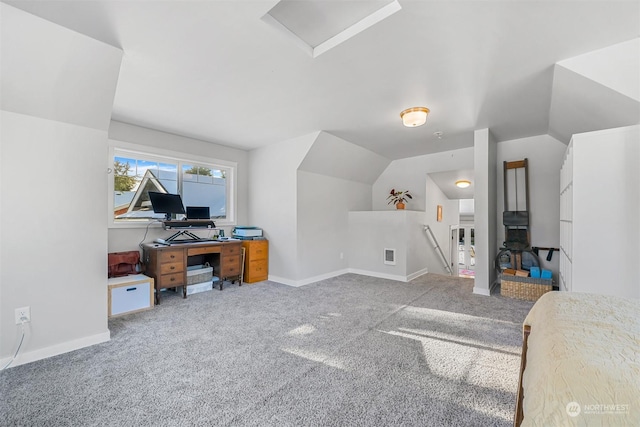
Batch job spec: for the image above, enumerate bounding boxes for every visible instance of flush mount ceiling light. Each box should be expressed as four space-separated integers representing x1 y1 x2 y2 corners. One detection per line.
400 107 430 127
456 180 471 188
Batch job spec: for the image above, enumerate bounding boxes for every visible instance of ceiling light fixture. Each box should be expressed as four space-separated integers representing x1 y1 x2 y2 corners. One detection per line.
456 180 471 189
400 107 430 127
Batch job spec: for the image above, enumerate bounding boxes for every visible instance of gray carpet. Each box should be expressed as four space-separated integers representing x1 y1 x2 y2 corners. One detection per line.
0 273 533 426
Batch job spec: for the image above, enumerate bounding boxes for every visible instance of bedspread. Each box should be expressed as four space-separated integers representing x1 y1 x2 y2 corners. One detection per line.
521 291 639 426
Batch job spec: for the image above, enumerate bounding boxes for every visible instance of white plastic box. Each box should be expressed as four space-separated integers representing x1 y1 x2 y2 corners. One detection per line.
107 274 154 317
187 280 213 295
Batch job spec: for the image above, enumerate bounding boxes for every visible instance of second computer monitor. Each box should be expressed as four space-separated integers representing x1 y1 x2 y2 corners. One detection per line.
186 206 210 219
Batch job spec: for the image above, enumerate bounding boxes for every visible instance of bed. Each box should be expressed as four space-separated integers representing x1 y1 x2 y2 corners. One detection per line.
514 291 639 426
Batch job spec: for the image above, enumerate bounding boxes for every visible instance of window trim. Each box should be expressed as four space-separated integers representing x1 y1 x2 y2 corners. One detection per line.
108 140 237 229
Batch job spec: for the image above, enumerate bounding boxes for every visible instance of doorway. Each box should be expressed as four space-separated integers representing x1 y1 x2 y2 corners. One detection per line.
451 225 475 278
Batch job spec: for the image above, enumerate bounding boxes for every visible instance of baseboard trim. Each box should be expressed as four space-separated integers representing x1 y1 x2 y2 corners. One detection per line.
267 275 298 286
295 269 350 287
406 268 429 281
269 269 350 287
348 268 408 282
0 330 111 369
473 286 491 296
269 267 429 287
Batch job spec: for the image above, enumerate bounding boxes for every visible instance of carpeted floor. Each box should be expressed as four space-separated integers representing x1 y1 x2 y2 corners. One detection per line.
0 273 533 426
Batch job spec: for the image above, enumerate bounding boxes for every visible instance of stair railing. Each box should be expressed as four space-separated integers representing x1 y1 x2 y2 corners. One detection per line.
424 225 453 275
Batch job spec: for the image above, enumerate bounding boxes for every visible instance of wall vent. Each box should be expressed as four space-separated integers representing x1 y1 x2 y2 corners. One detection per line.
384 248 396 265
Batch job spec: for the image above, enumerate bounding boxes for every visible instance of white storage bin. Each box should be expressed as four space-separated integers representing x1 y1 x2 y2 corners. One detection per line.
107 274 154 317
186 278 218 295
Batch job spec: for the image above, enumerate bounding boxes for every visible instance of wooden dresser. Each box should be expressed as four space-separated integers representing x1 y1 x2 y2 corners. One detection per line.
142 240 242 303
242 240 268 283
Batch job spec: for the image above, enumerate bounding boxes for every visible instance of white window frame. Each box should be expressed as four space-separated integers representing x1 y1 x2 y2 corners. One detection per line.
108 140 237 229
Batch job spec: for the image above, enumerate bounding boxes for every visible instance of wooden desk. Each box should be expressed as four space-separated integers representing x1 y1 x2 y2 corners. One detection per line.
142 240 242 303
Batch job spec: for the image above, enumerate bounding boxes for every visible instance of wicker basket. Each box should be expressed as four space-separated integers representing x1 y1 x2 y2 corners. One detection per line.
187 264 213 285
500 273 553 301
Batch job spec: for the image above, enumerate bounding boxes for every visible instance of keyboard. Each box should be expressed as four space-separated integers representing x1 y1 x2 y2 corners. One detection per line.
169 238 214 244
163 220 215 229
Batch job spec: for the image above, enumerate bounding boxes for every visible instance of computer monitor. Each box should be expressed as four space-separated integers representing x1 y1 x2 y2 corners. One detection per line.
186 206 210 219
148 192 185 221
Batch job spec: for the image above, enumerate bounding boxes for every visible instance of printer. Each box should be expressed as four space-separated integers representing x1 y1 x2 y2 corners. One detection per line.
232 226 263 239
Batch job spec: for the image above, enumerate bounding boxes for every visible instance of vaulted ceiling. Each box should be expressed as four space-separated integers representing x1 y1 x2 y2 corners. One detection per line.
6 0 639 160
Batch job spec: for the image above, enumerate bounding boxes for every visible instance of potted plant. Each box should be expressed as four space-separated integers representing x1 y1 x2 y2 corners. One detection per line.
387 189 412 210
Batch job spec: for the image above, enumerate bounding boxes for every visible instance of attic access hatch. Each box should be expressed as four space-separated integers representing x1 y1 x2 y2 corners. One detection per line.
263 0 401 58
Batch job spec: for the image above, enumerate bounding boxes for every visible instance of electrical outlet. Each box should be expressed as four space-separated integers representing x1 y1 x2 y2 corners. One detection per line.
15 306 30 324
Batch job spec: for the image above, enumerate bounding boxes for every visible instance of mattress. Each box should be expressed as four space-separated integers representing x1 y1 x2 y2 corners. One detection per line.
521 291 639 426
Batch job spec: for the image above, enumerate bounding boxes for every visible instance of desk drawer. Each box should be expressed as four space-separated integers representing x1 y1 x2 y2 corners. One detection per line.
160 261 184 275
157 272 184 288
188 246 220 256
160 250 183 263
221 244 241 256
220 255 241 277
247 240 268 260
246 259 268 282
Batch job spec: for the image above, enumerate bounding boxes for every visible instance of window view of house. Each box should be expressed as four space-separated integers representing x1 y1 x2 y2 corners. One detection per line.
113 154 227 222
181 164 227 219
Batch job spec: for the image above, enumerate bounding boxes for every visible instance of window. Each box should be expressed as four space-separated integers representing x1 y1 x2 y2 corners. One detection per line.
110 147 235 226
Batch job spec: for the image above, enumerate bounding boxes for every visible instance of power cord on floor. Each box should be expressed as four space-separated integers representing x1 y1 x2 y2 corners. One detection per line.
0 322 26 371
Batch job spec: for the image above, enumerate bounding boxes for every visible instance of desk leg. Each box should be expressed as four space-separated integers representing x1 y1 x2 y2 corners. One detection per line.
219 280 224 291
155 287 161 305
182 285 187 298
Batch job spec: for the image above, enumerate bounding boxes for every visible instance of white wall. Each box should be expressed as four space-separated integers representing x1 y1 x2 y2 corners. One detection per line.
348 210 429 281
1 4 122 366
248 133 317 282
107 121 249 252
251 135 475 286
474 129 497 296
297 171 371 282
459 199 475 224
558 38 639 103
298 132 390 184
372 147 475 211
250 131 389 286
496 135 567 279
425 175 459 275
0 6 120 131
293 132 388 285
